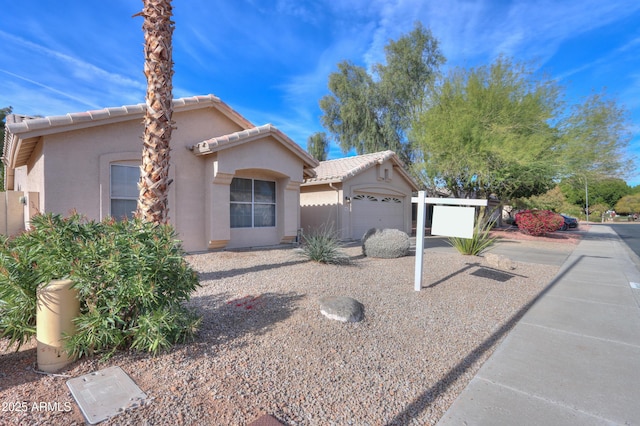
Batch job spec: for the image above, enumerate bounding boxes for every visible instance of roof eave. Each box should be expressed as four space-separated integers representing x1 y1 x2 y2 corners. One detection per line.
191 124 319 171
301 177 342 186
6 95 254 140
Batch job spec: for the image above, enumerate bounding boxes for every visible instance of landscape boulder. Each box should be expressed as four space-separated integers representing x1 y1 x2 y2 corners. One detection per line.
362 228 411 258
484 253 516 271
319 296 364 323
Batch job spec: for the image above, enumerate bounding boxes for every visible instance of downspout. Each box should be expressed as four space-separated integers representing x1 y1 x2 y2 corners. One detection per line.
329 182 340 236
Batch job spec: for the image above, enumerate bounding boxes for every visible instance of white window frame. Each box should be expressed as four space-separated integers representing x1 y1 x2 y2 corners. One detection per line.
110 164 138 220
230 178 276 228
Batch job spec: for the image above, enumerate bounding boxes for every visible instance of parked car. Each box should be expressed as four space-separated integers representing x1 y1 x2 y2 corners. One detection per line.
560 214 578 231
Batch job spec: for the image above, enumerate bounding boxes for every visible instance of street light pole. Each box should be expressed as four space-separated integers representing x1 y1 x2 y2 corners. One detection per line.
585 177 589 223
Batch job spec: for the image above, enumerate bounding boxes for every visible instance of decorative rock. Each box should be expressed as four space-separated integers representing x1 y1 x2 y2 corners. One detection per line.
362 228 411 258
484 253 516 270
318 296 364 323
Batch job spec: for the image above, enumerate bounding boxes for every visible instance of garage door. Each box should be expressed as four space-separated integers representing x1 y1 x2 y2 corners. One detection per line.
351 194 404 239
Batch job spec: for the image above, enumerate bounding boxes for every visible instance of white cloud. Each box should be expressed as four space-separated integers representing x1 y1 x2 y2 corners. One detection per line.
0 31 144 89
0 69 103 111
0 30 145 112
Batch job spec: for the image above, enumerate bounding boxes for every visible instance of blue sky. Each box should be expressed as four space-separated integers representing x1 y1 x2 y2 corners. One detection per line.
1 0 639 184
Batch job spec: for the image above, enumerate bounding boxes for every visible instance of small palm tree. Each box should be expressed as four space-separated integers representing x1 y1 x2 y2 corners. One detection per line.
135 0 175 224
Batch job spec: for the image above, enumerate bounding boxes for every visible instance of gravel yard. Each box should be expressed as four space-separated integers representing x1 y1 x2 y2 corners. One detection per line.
0 238 568 425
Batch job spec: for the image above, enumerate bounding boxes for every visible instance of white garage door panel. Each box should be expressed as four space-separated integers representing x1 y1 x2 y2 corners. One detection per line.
351 194 404 239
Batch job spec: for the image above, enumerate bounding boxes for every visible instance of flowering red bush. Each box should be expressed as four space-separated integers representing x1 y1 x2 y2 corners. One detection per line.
514 209 564 236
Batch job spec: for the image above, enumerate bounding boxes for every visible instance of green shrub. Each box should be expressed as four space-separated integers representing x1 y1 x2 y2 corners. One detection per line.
515 209 564 236
297 225 349 264
0 212 92 348
0 213 201 358
0 235 40 348
448 220 496 256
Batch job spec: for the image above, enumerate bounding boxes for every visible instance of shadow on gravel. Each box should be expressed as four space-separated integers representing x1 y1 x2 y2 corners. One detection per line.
385 254 590 426
423 263 527 289
470 266 526 283
423 263 480 289
197 260 308 281
188 291 306 352
0 346 40 391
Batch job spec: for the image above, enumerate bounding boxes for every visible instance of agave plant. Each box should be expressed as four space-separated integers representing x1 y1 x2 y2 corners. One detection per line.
296 224 350 264
448 219 497 256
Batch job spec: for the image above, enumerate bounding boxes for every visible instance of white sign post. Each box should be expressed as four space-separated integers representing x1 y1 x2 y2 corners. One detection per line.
414 191 427 291
412 192 488 291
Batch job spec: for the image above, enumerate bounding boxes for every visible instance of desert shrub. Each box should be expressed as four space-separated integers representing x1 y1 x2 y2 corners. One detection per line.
515 209 564 236
0 213 201 358
0 212 95 348
362 228 411 258
297 224 349 264
0 235 41 348
588 203 609 221
448 220 496 256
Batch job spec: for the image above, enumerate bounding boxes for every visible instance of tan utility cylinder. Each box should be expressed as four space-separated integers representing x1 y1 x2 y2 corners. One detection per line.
36 279 79 373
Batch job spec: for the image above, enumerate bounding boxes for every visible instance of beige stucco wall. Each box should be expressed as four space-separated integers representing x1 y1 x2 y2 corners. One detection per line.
0 191 26 236
300 184 343 235
207 137 305 249
11 107 307 251
13 139 45 205
301 158 415 240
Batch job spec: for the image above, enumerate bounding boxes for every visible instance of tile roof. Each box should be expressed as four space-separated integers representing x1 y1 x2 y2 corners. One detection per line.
190 124 319 177
3 95 255 171
192 124 278 153
303 150 417 190
5 95 253 136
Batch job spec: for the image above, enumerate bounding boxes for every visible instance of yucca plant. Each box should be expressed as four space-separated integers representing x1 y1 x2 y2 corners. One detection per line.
448 219 497 256
296 224 350 264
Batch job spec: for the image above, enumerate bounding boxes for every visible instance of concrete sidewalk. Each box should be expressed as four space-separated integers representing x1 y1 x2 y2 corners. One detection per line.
437 224 640 425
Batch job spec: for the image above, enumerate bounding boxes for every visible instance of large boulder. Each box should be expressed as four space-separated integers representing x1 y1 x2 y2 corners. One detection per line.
484 253 516 271
319 296 364 323
362 228 410 258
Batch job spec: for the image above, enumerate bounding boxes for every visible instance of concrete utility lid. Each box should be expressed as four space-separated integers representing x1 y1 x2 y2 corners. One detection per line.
66 366 147 424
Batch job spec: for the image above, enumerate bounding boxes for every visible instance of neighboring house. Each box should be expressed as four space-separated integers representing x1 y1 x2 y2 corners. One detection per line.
3 95 318 251
300 151 419 240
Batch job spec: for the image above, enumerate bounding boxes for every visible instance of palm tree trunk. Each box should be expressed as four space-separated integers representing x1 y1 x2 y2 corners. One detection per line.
136 0 174 224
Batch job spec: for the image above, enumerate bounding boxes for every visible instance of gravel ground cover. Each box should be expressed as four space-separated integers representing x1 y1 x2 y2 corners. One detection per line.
1 236 569 425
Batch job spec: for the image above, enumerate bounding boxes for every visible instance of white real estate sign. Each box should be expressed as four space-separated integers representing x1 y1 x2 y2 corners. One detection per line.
431 205 475 239
412 192 488 291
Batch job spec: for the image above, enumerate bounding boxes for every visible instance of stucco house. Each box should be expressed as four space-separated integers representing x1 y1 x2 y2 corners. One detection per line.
3 95 318 251
300 151 419 240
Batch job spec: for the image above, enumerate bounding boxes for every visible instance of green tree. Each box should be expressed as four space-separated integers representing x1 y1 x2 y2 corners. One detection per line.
519 186 566 212
320 23 444 164
561 92 633 180
307 132 329 161
589 203 610 221
411 57 560 201
0 106 12 191
560 177 630 209
615 194 640 215
558 92 634 214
